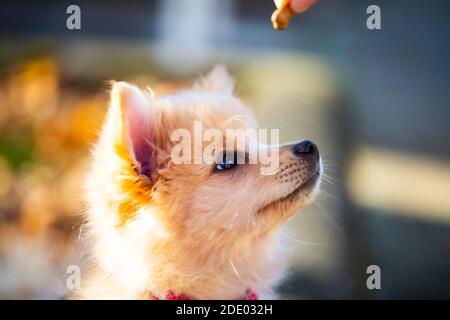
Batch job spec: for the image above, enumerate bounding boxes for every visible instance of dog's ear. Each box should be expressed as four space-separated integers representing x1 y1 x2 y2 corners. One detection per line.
194 65 235 95
105 81 157 180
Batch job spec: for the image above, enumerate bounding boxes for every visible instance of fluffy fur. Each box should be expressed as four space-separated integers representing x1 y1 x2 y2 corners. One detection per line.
72 66 321 299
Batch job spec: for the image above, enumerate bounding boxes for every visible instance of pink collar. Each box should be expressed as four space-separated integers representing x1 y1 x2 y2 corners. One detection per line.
147 289 258 300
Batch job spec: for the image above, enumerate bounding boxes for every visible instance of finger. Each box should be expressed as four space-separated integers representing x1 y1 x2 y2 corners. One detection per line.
289 0 318 13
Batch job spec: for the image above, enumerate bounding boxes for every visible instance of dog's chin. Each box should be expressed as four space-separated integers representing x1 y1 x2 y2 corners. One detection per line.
257 171 321 219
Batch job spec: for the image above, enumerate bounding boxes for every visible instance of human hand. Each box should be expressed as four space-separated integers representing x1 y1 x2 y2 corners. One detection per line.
272 0 319 30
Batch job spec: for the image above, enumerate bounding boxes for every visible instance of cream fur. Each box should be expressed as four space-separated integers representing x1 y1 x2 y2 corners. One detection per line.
72 66 321 300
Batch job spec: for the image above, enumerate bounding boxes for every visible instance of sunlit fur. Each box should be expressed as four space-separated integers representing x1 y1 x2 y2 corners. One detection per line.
72 66 321 299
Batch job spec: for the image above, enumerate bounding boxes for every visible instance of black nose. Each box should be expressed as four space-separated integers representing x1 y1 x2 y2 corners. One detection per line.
293 140 319 158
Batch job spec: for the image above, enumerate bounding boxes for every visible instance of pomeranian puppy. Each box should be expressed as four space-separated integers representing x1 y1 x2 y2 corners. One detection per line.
73 66 321 299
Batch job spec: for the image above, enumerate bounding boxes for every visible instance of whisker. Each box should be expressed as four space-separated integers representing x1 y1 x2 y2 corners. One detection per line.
229 259 241 279
313 202 346 237
304 209 322 233
319 189 340 202
281 232 341 246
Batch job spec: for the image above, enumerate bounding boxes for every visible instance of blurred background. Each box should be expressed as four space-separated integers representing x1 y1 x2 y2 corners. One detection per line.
0 0 449 299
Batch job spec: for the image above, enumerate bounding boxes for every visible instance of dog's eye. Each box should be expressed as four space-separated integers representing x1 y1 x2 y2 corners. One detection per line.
214 152 238 172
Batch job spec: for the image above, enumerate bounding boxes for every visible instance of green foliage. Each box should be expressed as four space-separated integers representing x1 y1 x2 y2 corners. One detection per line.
0 131 35 169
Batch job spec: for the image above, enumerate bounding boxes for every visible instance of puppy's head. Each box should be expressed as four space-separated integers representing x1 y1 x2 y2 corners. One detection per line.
86 66 321 296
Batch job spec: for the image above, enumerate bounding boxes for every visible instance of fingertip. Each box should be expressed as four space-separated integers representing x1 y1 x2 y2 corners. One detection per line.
290 0 318 13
